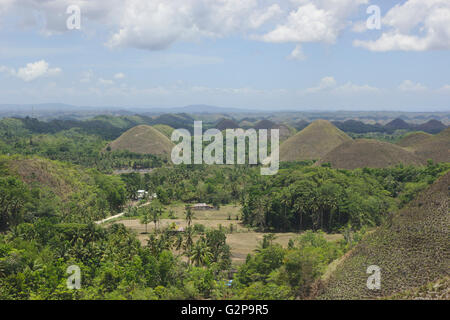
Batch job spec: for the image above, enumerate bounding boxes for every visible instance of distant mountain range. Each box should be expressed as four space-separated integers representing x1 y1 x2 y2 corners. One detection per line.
0 103 255 118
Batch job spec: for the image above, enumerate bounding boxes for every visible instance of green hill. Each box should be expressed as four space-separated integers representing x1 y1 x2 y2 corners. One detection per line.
280 120 352 161
108 125 175 156
317 139 425 169
317 171 449 299
0 154 126 224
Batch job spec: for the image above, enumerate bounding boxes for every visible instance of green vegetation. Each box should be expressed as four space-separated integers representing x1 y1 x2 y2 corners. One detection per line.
0 113 448 300
317 172 449 299
0 155 127 231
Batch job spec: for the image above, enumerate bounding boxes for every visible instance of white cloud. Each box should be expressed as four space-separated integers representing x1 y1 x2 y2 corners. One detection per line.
260 0 368 45
302 76 380 95
1 0 123 35
398 80 428 92
288 44 306 60
248 4 282 29
114 72 125 79
351 21 367 33
332 82 380 94
0 60 61 82
354 0 450 51
98 78 114 86
1 0 367 53
305 76 337 93
106 0 281 50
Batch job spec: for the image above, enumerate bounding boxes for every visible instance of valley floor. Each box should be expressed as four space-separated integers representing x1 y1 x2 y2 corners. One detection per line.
109 204 343 265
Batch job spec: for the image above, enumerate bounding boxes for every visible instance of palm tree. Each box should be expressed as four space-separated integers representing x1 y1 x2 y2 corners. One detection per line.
140 210 151 234
190 239 212 267
184 226 195 265
185 205 195 227
149 199 164 231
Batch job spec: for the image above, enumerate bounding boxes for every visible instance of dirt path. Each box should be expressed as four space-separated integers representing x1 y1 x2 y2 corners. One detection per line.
95 201 151 224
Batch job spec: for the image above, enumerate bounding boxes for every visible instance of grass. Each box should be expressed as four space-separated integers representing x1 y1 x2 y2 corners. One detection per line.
410 128 450 163
317 171 449 299
396 131 433 148
108 125 174 156
280 120 352 161
316 139 425 169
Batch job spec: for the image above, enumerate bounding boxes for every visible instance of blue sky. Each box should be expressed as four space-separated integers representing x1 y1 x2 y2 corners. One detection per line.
0 0 449 111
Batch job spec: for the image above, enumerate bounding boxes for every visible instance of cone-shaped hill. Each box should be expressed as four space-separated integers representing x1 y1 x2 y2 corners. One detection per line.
317 171 450 299
316 139 424 169
396 132 433 148
410 128 450 163
215 118 239 131
108 125 175 156
280 120 352 161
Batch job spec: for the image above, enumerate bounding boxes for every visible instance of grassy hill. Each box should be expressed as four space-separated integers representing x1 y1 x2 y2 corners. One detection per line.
108 125 175 156
280 120 352 161
0 154 126 223
254 119 276 130
317 139 425 169
415 119 447 134
410 128 450 163
215 118 239 131
396 132 433 148
276 123 296 142
317 171 449 299
153 124 175 139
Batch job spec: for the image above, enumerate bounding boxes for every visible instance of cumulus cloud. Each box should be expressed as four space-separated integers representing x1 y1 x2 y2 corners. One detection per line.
0 60 61 82
1 0 368 52
398 80 428 92
4 0 448 56
0 0 123 35
260 0 368 49
354 0 450 51
106 0 281 50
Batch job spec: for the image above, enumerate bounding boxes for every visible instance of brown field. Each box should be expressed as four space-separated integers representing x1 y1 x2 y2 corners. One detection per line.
112 204 343 265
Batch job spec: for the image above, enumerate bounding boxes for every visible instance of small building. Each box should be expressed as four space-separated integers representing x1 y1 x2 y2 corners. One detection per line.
191 203 215 210
136 190 148 200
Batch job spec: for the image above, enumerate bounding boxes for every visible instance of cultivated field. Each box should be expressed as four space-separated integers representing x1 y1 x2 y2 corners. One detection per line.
113 203 343 265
